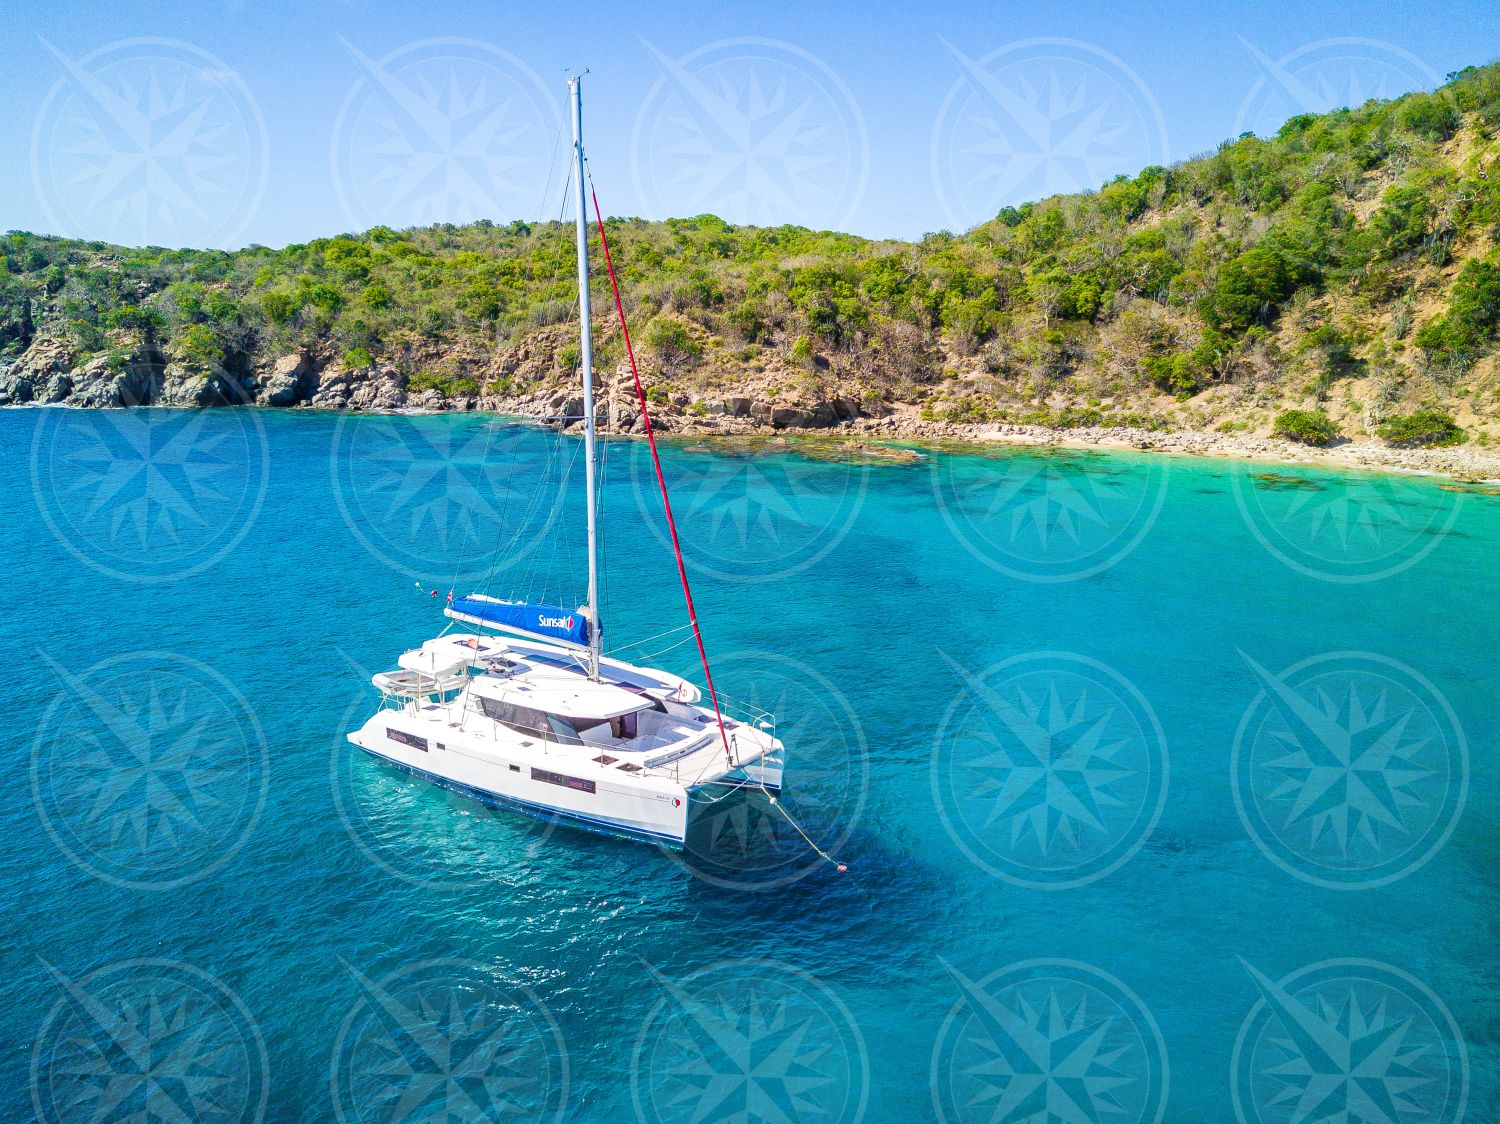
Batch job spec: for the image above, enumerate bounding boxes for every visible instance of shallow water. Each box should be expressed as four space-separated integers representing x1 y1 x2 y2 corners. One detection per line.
3 407 1495 1121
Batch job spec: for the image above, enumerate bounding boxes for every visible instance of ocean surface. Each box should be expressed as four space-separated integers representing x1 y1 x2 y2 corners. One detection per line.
2 406 1495 1122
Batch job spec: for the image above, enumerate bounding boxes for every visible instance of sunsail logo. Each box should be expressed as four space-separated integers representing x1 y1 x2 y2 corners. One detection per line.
538 614 576 631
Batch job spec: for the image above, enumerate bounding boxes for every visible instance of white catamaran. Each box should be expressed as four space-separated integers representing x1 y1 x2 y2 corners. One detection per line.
347 76 785 845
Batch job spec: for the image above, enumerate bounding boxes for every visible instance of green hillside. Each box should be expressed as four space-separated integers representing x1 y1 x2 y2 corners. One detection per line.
6 61 1500 446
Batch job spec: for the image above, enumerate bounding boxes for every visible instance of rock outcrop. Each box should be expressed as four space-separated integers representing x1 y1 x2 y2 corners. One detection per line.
256 352 319 407
308 364 408 411
0 336 167 407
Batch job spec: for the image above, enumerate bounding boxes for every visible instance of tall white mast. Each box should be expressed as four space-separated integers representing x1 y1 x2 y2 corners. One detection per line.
570 73 602 681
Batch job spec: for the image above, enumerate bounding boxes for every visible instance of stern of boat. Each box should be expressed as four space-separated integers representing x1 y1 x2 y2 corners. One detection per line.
723 751 783 793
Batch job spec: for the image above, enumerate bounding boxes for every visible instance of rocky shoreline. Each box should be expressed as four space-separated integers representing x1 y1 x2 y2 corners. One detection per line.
848 419 1500 483
5 342 1498 483
509 395 1500 482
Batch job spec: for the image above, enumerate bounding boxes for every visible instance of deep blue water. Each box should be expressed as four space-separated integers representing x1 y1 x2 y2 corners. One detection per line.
2 406 1496 1122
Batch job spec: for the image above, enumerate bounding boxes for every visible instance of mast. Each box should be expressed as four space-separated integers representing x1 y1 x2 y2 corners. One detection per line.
570 73 602 681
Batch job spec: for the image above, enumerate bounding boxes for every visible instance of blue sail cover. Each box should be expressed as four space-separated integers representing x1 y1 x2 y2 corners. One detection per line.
447 596 592 647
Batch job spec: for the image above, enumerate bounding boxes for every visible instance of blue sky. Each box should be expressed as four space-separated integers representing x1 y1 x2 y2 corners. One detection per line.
2 0 1496 248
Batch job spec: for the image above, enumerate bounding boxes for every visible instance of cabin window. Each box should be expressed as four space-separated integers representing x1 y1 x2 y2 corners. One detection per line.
479 698 549 737
480 697 598 745
550 712 640 740
543 713 584 746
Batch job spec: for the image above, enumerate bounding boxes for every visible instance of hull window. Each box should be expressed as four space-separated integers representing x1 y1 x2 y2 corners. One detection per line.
387 728 429 752
531 768 596 795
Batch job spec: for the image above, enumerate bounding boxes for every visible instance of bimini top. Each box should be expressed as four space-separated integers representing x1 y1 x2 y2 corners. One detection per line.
397 633 507 676
447 595 593 649
468 671 647 720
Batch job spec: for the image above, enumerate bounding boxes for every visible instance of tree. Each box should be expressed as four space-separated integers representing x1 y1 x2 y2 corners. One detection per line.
1200 246 1295 334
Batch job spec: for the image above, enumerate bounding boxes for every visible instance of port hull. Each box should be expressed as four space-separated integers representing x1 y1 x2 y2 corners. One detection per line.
348 712 692 844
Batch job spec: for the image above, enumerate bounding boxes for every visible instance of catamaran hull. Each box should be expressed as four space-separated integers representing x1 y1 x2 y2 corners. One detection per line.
348 718 691 844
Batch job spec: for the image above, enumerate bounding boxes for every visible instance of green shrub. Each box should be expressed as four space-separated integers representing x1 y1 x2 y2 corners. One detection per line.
1416 259 1500 367
343 347 373 369
644 318 701 364
175 323 223 367
1397 92 1460 140
407 369 479 398
1376 410 1465 447
1272 408 1340 445
260 290 298 324
1142 353 1201 397
727 300 765 341
790 335 814 363
1369 185 1435 261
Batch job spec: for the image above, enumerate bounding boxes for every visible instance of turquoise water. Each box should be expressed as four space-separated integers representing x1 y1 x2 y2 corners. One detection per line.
3 407 1496 1122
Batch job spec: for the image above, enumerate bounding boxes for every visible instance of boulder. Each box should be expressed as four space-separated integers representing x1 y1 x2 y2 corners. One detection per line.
42 374 73 403
156 362 248 407
769 406 813 428
309 367 354 408
259 352 317 407
831 396 862 421
345 367 407 411
608 400 638 430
